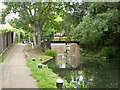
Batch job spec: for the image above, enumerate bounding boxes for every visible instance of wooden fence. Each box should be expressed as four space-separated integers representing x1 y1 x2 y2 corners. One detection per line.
0 32 14 54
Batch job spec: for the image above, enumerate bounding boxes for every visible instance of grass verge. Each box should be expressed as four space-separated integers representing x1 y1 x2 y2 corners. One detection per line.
0 56 2 62
25 44 67 88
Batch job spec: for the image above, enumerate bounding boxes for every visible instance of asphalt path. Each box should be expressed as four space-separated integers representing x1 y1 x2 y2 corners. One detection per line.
2 44 38 88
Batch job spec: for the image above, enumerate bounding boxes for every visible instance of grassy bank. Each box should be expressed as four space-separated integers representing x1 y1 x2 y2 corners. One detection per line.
25 44 66 88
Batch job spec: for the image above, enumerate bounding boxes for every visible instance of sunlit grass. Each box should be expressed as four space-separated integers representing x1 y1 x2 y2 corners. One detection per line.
27 58 61 88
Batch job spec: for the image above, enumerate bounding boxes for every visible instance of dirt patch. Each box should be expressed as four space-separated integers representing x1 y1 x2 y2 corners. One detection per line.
24 44 46 58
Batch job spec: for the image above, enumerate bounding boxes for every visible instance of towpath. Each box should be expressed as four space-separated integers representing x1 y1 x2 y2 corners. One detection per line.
2 44 38 88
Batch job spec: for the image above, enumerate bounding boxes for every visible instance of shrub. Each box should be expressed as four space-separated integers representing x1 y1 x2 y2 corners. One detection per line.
98 47 117 58
44 49 58 58
80 50 94 57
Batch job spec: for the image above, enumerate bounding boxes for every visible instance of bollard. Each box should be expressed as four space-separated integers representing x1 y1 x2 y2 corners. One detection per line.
39 58 42 61
38 63 42 68
79 75 83 82
56 79 63 89
32 58 35 61
31 43 34 48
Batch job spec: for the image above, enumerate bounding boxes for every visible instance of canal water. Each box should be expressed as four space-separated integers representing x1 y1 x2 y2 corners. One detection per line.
47 43 119 88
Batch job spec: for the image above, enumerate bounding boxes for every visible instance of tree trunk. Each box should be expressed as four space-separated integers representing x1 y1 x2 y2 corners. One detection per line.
31 24 37 46
37 26 41 49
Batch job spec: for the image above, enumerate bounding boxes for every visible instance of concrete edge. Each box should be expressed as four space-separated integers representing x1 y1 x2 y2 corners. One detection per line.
42 57 53 64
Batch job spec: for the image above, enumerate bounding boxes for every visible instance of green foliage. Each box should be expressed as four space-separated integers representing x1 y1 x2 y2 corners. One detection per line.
2 2 67 46
72 8 118 47
43 49 58 59
0 28 26 42
0 28 16 33
70 2 120 59
60 2 91 41
98 47 117 59
63 81 85 88
80 50 94 57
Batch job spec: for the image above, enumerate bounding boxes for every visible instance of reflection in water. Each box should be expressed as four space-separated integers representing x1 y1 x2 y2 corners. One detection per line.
46 54 119 88
60 64 66 68
70 56 80 67
49 43 119 88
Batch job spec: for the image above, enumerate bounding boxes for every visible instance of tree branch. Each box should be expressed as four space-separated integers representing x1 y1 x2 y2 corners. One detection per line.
28 7 33 16
41 3 50 15
23 3 33 24
38 2 41 25
41 3 51 28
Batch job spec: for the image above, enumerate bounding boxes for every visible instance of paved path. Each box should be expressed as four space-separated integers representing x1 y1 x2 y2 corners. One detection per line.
2 44 38 88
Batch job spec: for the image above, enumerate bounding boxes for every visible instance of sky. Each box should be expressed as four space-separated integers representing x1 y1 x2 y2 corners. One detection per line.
0 0 6 12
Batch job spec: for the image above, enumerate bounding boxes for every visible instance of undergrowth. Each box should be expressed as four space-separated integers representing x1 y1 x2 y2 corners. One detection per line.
43 49 58 59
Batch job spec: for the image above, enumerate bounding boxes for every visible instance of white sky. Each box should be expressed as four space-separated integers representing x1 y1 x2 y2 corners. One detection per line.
0 1 6 12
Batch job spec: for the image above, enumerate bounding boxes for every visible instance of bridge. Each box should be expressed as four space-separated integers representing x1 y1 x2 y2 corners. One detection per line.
43 36 80 44
50 41 80 44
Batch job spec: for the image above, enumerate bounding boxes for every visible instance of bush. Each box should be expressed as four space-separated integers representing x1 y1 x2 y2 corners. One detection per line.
44 49 58 58
98 47 117 58
80 50 94 57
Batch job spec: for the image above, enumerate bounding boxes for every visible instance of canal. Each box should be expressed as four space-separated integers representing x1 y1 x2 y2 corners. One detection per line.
46 43 119 88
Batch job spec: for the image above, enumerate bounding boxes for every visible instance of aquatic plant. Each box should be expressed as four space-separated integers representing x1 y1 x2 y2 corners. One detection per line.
63 80 85 88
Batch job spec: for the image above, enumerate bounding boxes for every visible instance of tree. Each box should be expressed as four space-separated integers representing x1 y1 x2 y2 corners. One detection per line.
72 2 120 51
2 2 64 48
60 2 91 40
